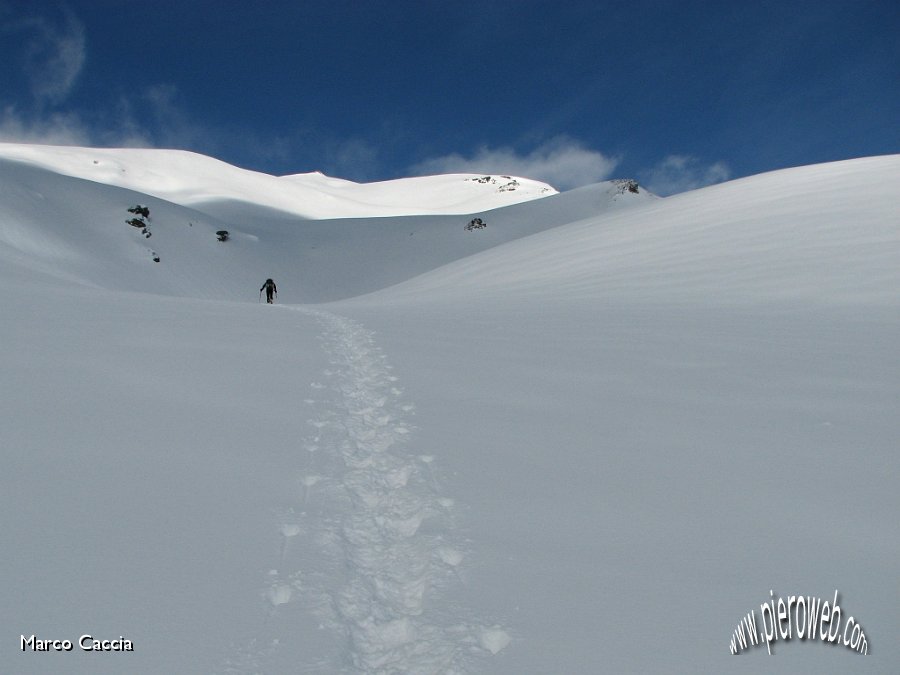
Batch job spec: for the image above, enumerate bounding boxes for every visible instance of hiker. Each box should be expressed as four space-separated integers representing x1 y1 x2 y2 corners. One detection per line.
260 278 277 304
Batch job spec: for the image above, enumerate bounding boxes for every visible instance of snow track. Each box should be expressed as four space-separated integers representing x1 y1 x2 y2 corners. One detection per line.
225 308 508 674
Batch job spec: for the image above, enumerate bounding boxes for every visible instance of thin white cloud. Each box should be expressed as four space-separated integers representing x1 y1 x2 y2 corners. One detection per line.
0 99 158 149
641 155 731 196
10 8 87 105
411 137 619 190
0 82 214 150
323 138 380 181
0 80 264 162
133 84 225 154
0 105 91 145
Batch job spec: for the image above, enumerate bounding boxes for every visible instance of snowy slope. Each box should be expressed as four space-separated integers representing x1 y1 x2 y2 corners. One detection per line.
361 155 900 305
0 142 557 219
0 156 649 302
2 149 898 674
331 154 900 673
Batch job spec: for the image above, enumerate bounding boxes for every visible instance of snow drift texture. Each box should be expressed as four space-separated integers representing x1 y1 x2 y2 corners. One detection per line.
0 142 897 674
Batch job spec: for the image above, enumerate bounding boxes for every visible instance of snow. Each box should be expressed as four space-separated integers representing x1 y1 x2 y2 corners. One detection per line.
0 150 647 303
364 155 899 306
1 143 898 673
0 143 557 220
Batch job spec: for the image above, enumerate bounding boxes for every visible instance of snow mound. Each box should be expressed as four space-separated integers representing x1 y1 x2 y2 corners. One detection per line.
479 626 512 654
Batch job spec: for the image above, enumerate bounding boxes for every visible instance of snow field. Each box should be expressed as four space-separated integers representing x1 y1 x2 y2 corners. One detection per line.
2 144 897 674
224 308 510 673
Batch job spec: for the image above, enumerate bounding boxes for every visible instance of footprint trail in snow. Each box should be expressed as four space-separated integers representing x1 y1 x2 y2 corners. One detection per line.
223 308 508 674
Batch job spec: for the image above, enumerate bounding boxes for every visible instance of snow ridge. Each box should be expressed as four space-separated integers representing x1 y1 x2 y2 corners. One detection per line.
231 308 508 673
0 143 557 219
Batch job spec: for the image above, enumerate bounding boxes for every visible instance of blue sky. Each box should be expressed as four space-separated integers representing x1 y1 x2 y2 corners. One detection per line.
0 1 897 194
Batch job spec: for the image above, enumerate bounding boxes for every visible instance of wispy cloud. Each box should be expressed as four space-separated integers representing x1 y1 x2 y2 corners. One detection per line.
4 6 86 106
0 7 294 169
0 80 209 151
322 138 381 181
0 7 172 152
641 155 731 196
411 137 620 190
0 105 91 145
0 5 91 145
137 84 207 149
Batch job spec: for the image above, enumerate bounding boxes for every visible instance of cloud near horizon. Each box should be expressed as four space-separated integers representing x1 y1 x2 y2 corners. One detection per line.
0 106 93 146
0 83 212 153
641 155 731 196
411 138 620 190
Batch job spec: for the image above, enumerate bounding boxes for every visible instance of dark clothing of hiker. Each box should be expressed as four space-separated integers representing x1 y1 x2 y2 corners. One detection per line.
261 278 277 304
